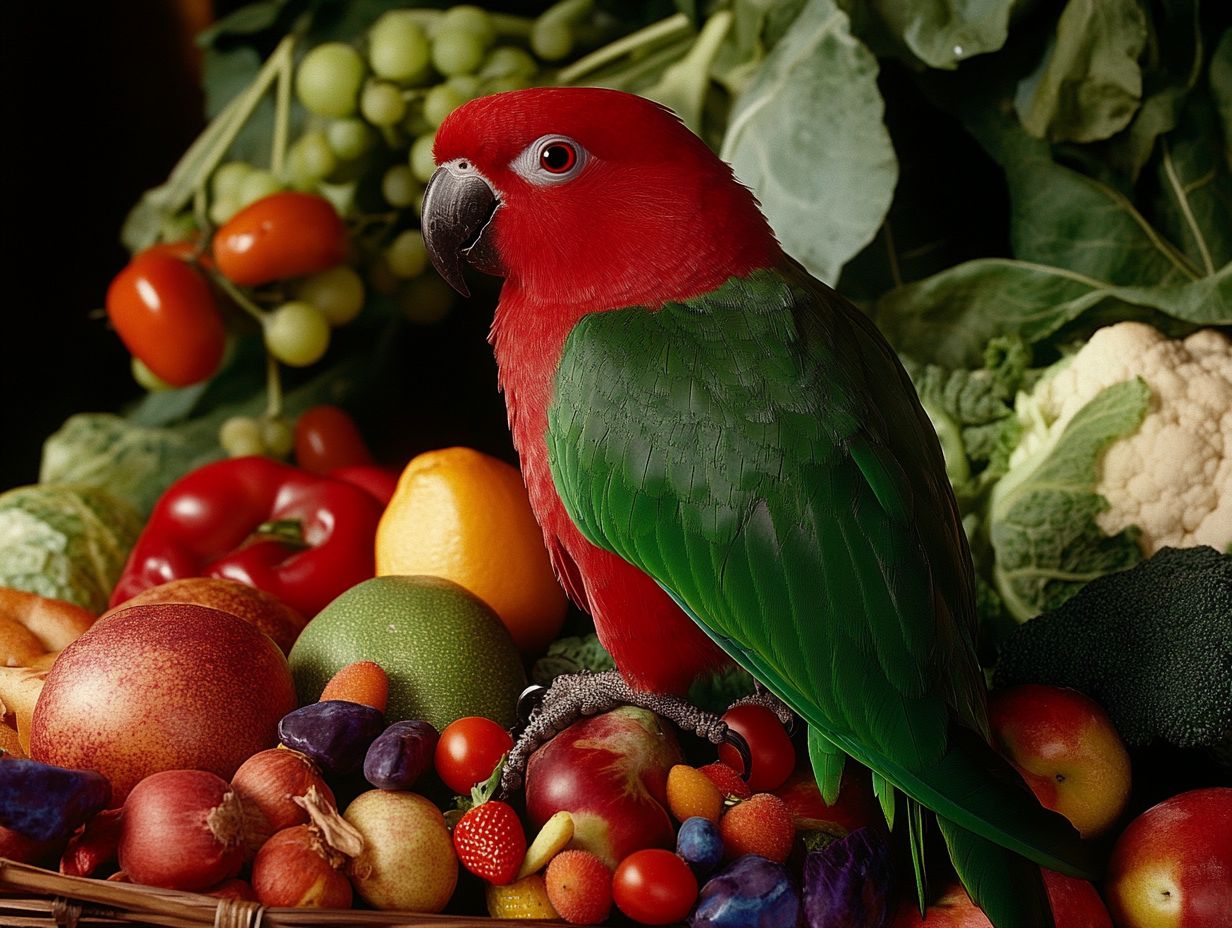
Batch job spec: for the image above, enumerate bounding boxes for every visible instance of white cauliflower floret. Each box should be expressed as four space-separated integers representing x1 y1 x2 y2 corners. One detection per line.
1011 321 1231 553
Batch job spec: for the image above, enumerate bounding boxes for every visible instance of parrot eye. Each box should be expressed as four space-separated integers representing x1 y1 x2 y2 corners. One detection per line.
512 134 587 185
539 142 576 174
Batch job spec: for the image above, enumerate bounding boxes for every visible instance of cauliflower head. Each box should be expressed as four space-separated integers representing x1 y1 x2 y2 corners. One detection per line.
1011 321 1231 554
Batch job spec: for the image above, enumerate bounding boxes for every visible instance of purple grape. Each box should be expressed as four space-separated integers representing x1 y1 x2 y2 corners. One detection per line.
363 719 439 789
277 699 385 774
691 855 799 928
677 816 724 874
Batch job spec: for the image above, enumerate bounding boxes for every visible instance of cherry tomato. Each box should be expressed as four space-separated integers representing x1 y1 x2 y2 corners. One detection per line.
434 716 513 795
213 191 347 286
106 249 226 387
294 405 374 474
612 849 698 925
716 704 796 792
329 464 400 507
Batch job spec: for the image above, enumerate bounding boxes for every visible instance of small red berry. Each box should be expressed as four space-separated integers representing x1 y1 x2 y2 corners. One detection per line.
453 800 527 885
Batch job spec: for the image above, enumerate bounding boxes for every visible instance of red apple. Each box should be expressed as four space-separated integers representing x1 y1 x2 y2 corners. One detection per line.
1105 787 1232 928
889 872 1111 928
988 684 1132 838
524 706 682 868
774 765 879 835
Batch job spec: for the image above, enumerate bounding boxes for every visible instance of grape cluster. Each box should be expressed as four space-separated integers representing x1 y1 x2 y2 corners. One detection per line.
126 3 596 458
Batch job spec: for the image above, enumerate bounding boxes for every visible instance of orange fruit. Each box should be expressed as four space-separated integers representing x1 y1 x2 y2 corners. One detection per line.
375 447 567 656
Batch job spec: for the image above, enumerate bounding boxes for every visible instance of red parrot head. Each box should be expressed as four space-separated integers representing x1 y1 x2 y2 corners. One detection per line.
423 87 779 310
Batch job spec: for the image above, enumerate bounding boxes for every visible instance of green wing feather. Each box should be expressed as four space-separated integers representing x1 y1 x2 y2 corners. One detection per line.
546 267 1096 924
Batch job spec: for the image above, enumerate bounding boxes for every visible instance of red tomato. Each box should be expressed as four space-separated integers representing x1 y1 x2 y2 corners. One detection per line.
329 465 400 507
612 849 698 925
213 192 346 286
294 405 374 474
434 716 513 795
716 704 796 792
106 250 226 387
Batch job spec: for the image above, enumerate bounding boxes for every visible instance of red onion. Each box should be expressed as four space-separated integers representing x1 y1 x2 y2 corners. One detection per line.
230 748 334 858
118 769 246 891
251 824 353 908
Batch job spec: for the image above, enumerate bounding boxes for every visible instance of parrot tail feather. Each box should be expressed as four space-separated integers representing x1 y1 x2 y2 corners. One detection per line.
938 815 1054 928
907 796 928 914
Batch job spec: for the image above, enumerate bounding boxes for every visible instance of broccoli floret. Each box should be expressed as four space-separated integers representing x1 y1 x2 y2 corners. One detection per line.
993 546 1232 750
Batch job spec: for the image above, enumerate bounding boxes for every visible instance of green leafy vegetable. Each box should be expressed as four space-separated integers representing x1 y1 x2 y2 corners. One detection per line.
988 377 1150 622
721 0 896 284
39 414 224 518
1013 0 1147 143
531 632 617 684
0 485 144 614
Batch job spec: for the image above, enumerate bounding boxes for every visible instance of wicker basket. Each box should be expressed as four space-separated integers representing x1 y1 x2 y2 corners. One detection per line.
0 860 558 928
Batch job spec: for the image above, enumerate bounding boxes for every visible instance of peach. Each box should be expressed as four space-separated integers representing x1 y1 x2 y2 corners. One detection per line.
30 602 296 803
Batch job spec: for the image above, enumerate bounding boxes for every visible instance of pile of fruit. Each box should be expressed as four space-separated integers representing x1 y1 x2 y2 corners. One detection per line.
2 1 1230 927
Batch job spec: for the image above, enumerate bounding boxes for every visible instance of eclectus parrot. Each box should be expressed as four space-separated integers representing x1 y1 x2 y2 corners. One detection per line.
421 87 1095 925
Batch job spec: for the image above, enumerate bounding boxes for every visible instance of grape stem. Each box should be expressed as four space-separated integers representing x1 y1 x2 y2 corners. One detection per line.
556 12 692 84
211 271 268 326
265 352 283 418
271 37 293 179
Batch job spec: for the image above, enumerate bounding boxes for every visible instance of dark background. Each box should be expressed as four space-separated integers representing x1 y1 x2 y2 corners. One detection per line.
3 3 211 489
2 1 520 492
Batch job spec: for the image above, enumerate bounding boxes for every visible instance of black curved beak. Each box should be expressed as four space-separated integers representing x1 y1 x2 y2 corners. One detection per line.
421 164 503 297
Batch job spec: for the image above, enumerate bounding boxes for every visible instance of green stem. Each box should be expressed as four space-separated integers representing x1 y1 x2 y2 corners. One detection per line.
489 12 535 40
271 36 294 179
588 38 694 91
265 352 284 418
556 12 691 84
211 271 268 327
198 35 296 203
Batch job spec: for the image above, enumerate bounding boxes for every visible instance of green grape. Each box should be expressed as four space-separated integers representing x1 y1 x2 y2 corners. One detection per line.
403 107 435 137
381 164 421 208
159 212 199 244
409 133 438 183
210 197 239 226
386 230 429 278
327 118 377 161
264 301 331 367
423 82 469 128
431 29 486 77
260 417 295 458
531 19 573 61
361 80 407 127
484 75 533 94
399 271 455 324
297 266 365 326
297 43 366 118
447 74 482 98
219 416 265 457
368 11 431 83
287 131 338 188
438 6 497 48
238 169 284 207
131 357 172 392
212 161 253 201
481 46 538 80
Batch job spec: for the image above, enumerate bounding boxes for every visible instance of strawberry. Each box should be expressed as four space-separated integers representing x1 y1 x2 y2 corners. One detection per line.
698 761 753 800
453 799 528 885
719 792 795 863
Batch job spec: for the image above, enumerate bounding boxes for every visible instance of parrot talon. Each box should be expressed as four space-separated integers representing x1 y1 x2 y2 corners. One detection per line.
730 683 796 732
722 728 754 782
515 683 549 731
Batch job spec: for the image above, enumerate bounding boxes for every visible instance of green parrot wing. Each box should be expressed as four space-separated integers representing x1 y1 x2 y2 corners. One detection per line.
545 267 1095 893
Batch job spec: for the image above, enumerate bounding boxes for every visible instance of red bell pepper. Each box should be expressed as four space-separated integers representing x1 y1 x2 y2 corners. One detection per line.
110 456 384 617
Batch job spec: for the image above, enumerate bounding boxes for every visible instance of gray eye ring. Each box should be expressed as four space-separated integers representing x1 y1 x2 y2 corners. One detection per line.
512 134 587 185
